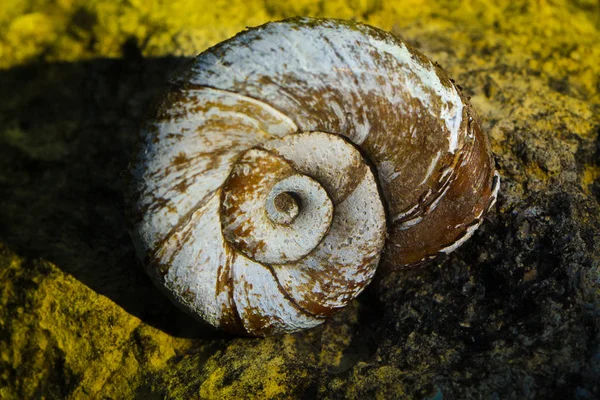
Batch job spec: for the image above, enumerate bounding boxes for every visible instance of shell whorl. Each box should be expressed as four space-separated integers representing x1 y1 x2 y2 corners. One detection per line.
127 18 499 336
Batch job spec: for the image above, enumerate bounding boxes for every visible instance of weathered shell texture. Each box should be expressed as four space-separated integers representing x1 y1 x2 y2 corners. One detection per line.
127 18 500 336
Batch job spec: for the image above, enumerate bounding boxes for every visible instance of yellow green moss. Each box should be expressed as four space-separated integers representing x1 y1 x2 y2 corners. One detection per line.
0 243 192 399
582 165 600 194
199 355 289 399
1 0 598 106
150 334 316 399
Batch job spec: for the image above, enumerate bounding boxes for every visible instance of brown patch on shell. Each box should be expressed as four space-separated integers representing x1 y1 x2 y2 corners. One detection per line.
382 113 496 268
220 149 295 260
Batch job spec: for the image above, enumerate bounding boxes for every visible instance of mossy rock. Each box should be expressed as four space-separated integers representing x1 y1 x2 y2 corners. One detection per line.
1 0 599 398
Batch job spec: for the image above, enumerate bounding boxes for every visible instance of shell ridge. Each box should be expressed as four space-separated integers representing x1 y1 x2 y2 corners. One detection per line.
231 254 323 335
180 84 299 134
144 188 218 265
220 250 246 333
263 262 325 319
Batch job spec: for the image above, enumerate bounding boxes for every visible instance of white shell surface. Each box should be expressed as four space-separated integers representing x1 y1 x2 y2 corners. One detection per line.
187 18 466 219
128 87 297 261
127 18 498 335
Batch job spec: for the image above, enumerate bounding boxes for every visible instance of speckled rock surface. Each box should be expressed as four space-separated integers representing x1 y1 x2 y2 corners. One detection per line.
1 1 599 399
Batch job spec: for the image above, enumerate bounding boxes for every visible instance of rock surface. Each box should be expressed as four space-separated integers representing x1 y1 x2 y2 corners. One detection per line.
1 0 599 399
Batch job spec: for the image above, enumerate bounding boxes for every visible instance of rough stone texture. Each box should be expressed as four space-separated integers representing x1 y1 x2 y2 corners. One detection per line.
0 0 599 399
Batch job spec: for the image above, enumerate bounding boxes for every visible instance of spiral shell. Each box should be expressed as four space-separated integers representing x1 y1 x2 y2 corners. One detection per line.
127 18 499 336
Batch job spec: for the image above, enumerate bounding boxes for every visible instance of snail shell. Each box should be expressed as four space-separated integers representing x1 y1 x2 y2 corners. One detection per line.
126 18 500 336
